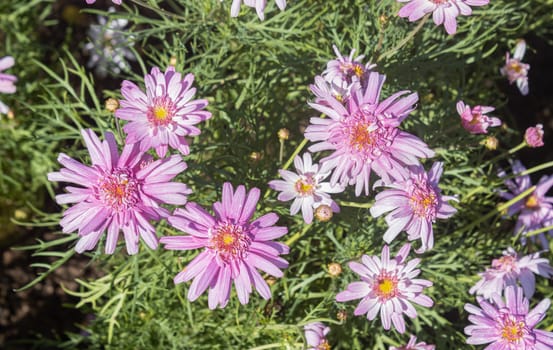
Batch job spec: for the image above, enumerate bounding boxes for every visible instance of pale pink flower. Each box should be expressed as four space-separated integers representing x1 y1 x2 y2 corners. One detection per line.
456 101 501 134
304 322 331 350
115 66 211 157
305 72 435 196
230 0 286 20
323 45 376 91
86 0 121 4
500 40 530 95
464 285 553 349
336 244 434 333
525 124 544 148
370 162 457 253
397 0 490 35
0 56 17 114
160 182 289 309
48 129 191 254
390 335 435 350
470 247 553 300
268 153 344 224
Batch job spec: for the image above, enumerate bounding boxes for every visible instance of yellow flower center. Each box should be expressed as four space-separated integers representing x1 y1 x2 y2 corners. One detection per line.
353 64 364 78
525 194 539 209
153 106 168 121
317 340 331 350
501 320 525 343
373 273 399 301
509 61 523 73
295 174 316 196
349 122 374 151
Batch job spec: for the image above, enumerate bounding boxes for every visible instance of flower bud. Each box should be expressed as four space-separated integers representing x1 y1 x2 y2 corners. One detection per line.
337 309 348 321
278 128 290 141
315 204 333 222
482 136 498 150
524 124 544 148
328 262 342 277
105 98 119 112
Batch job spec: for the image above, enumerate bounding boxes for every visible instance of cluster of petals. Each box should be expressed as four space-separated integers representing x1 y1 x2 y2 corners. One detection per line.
525 124 544 148
230 0 286 20
305 71 434 196
456 101 501 134
116 66 211 158
85 0 121 4
469 247 553 300
268 152 344 224
304 322 331 350
160 182 289 309
336 244 433 333
499 160 553 249
370 162 457 253
500 40 530 96
464 285 553 349
397 0 489 35
390 335 435 350
0 56 17 114
48 129 191 255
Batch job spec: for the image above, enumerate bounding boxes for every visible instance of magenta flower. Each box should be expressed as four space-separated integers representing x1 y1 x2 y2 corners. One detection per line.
336 244 433 333
304 322 331 350
525 124 544 148
48 129 191 254
500 40 530 95
370 162 457 252
456 101 501 134
230 0 286 20
499 160 553 249
160 182 289 309
470 247 553 300
0 56 17 114
464 285 553 348
390 335 435 350
115 66 211 158
397 0 489 35
268 152 344 224
86 0 121 4
305 72 435 196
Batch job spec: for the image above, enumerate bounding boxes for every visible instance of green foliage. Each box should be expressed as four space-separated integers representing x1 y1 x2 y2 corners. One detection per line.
4 0 553 349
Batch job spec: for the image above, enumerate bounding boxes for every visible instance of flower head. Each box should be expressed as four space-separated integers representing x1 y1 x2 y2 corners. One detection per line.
500 40 530 95
525 124 544 148
304 322 331 350
48 129 191 254
397 0 490 35
84 8 135 78
499 160 553 249
336 244 433 333
230 0 286 20
390 335 435 350
470 247 553 299
323 45 376 90
464 285 553 348
116 66 211 157
268 153 344 224
160 182 289 309
0 56 17 114
305 72 434 196
456 101 501 134
85 0 121 4
370 162 457 252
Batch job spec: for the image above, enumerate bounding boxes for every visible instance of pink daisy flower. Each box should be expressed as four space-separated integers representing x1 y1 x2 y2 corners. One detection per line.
86 0 121 4
456 101 502 134
469 247 553 300
525 124 544 148
0 56 17 114
115 66 211 158
268 152 344 224
499 160 553 249
311 75 350 106
370 162 457 253
304 322 331 350
323 45 376 91
230 0 286 20
464 285 553 349
48 129 191 254
397 0 489 35
305 72 435 196
390 335 435 350
336 243 434 333
500 40 530 96
160 182 289 309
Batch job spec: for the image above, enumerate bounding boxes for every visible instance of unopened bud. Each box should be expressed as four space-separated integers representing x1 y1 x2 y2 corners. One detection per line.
266 276 277 286
14 209 28 220
337 309 348 321
315 204 333 222
328 262 342 277
105 98 119 112
482 136 498 150
278 128 290 141
169 56 177 66
7 110 14 119
379 15 387 25
250 152 262 162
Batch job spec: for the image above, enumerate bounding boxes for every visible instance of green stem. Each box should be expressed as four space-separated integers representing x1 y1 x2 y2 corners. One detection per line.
285 224 312 246
338 200 372 209
129 0 187 21
378 14 430 62
485 142 526 166
525 224 553 238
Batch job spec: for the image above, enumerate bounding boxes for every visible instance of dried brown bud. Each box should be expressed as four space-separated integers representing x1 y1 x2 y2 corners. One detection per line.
315 205 333 222
337 309 348 321
278 128 290 141
105 98 119 112
328 262 342 277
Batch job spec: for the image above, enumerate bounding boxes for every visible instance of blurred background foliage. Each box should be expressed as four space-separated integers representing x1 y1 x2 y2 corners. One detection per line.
1 0 553 349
